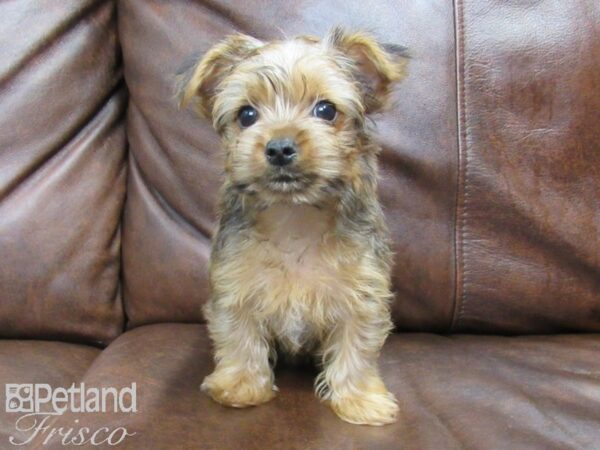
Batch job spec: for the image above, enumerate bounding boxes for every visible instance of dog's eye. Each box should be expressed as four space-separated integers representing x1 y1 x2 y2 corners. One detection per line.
237 106 259 128
312 100 337 121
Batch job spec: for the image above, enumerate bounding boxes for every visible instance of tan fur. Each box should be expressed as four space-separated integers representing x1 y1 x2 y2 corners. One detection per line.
181 27 407 426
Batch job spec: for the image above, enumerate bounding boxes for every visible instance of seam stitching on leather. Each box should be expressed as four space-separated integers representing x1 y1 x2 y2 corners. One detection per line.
451 0 469 330
457 0 471 327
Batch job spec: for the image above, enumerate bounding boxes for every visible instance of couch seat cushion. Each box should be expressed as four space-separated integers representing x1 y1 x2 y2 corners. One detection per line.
0 340 100 446
11 324 600 449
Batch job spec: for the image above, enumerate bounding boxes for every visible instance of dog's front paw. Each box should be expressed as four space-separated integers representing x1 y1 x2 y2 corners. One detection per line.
201 370 277 408
330 389 399 426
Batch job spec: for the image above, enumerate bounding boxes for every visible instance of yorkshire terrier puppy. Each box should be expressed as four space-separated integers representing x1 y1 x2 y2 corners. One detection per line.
180 27 407 426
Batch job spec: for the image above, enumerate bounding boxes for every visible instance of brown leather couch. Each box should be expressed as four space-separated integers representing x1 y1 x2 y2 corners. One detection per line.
1 1 599 449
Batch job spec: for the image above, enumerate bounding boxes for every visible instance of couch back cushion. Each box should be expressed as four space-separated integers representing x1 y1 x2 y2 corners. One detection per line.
0 0 126 345
119 0 600 334
451 0 600 333
119 0 458 331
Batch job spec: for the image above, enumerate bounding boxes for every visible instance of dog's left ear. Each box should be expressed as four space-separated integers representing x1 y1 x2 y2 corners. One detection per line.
326 27 408 113
178 34 264 120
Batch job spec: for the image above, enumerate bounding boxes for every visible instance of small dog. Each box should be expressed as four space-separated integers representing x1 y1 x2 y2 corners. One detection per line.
180 27 407 426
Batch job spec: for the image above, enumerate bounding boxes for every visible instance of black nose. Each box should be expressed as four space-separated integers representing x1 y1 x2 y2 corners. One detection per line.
265 138 298 166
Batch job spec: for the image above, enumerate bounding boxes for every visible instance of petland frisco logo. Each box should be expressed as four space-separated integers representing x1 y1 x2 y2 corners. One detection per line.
5 383 137 446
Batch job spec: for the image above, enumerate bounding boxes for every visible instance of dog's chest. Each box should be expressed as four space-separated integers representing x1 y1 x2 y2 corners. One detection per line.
253 203 336 279
247 203 345 351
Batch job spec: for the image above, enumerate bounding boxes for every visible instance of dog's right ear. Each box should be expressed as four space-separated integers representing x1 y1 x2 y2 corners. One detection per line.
326 27 408 114
177 34 263 119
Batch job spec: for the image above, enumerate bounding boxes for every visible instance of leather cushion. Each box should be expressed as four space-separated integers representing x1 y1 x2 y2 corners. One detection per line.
28 324 600 449
0 340 99 445
0 0 127 344
451 0 600 333
119 0 600 334
118 0 458 331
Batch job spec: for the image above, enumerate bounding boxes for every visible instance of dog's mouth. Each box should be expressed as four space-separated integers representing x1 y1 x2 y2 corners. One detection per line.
273 174 297 183
265 170 313 193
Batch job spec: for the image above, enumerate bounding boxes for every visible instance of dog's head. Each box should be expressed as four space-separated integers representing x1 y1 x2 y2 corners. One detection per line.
180 27 407 205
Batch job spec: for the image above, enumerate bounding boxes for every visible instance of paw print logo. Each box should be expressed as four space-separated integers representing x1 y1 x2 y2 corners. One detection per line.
5 384 34 413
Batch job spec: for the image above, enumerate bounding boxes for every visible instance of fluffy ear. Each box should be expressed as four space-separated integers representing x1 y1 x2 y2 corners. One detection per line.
326 27 408 113
177 34 263 119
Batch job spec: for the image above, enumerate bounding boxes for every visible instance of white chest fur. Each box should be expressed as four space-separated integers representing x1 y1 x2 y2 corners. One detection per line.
250 203 341 353
254 203 334 273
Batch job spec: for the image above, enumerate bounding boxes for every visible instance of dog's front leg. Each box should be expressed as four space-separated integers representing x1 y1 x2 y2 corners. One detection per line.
316 309 398 425
201 301 276 408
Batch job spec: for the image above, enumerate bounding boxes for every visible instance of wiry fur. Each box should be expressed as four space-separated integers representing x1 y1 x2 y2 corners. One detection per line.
180 27 407 426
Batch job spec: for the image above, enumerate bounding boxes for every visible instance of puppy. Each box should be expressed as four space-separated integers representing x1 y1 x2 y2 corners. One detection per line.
180 27 407 426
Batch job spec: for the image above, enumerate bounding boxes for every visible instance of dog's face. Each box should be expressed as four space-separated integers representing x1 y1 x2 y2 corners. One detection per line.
181 28 407 205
